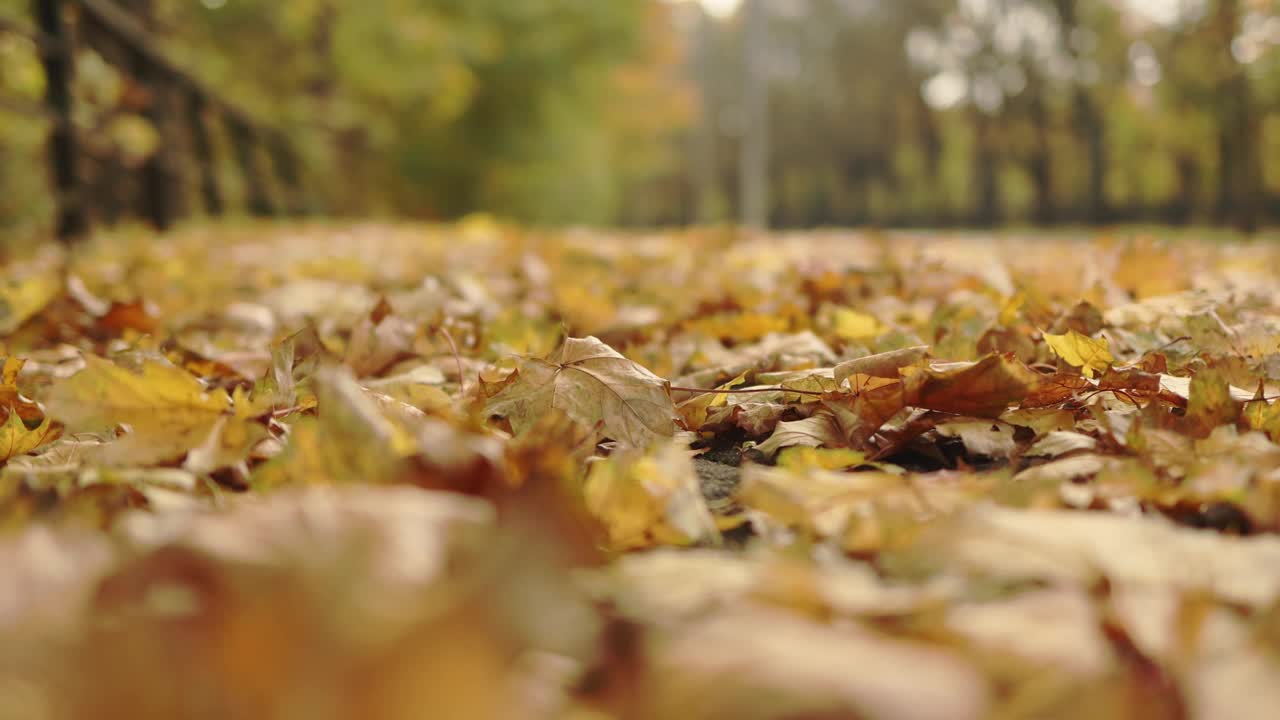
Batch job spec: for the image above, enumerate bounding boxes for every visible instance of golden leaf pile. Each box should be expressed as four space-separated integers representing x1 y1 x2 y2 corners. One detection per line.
0 225 1278 719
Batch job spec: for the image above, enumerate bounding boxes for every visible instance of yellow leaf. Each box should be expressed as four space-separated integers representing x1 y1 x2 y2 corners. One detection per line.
45 354 230 432
685 312 791 343
998 292 1026 326
1043 330 1115 378
42 354 242 469
0 268 61 336
253 367 421 490
0 357 44 424
677 371 748 430
583 443 718 550
832 308 885 341
182 415 271 475
777 447 866 471
0 411 60 461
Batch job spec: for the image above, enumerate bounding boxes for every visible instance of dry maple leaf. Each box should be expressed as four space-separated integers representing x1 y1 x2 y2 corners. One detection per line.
45 354 231 432
757 411 845 457
1043 330 1115 378
42 354 234 466
0 357 46 425
0 411 61 461
1184 368 1242 439
903 354 1041 418
484 336 676 447
345 297 416 378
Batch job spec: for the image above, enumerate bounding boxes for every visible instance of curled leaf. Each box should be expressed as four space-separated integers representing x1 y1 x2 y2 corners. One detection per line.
902 355 1040 418
834 346 930 386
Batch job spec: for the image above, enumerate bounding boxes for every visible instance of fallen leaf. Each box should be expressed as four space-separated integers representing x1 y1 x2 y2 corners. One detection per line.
0 412 61 461
756 411 845 457
0 357 44 423
485 336 675 447
646 605 988 720
364 365 452 414
1044 330 1115 379
677 371 748 431
903 354 1041 418
0 263 61 336
345 297 416 377
935 420 1017 459
1185 368 1241 439
1026 431 1099 457
584 442 719 550
833 346 930 388
831 307 885 341
45 354 230 433
823 378 909 447
777 446 867 471
40 354 236 468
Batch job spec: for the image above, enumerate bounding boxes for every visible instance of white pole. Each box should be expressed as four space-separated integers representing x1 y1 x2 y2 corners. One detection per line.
693 5 718 224
740 0 769 230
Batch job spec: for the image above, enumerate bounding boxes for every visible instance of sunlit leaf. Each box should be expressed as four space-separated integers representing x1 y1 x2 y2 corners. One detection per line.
831 308 885 341
584 442 718 550
1043 330 1114 379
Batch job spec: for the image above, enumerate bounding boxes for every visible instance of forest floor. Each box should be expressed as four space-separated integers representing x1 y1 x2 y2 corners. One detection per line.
3 222 1280 719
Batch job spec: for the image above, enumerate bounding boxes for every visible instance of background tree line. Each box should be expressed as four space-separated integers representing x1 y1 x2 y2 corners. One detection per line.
669 0 1279 231
0 0 1275 237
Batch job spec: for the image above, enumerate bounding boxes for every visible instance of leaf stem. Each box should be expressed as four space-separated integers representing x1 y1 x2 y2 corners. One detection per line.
437 324 467 393
668 384 826 397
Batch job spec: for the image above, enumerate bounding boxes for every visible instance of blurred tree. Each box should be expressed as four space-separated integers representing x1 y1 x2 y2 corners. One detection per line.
1 0 1276 235
1 0 688 234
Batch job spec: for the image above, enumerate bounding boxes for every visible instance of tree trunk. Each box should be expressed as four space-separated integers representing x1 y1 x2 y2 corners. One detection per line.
1026 73 1054 225
33 0 90 241
972 109 1001 227
1053 0 1109 224
1210 0 1259 233
122 0 177 231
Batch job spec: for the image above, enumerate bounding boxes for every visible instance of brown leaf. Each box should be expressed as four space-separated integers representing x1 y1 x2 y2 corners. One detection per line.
822 378 908 448
98 300 159 334
1023 371 1092 407
346 297 416 378
0 357 44 424
1185 368 1241 439
903 355 1041 418
484 336 675 447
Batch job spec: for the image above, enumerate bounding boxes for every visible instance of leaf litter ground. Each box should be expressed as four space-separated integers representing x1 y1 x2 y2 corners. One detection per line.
3 225 1280 718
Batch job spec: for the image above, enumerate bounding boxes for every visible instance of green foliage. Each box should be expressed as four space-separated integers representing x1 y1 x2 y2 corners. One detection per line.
165 0 655 221
0 0 684 238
